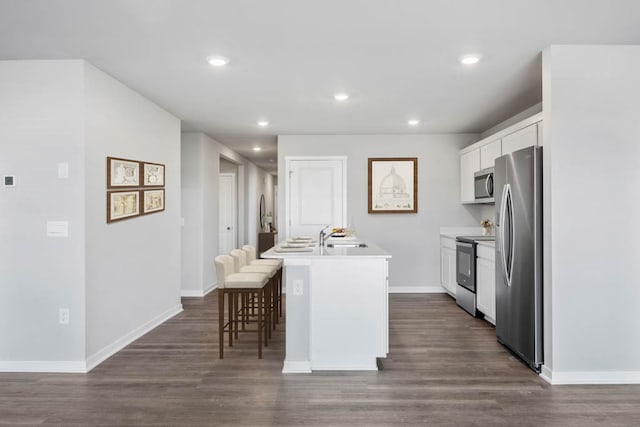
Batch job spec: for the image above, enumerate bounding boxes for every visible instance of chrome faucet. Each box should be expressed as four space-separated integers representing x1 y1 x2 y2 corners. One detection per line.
319 225 331 247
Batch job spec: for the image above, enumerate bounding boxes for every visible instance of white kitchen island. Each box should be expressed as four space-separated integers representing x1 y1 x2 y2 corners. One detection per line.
262 240 391 373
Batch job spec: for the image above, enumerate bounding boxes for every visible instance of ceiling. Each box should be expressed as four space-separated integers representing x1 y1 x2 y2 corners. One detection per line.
2 1 640 174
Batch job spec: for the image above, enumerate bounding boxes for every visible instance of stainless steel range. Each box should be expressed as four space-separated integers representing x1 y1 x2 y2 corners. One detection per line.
455 235 495 316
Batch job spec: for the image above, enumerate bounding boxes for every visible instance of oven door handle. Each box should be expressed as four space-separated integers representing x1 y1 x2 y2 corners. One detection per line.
456 242 473 248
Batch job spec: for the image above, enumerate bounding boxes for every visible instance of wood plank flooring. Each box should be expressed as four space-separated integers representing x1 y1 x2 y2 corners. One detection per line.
1 294 639 426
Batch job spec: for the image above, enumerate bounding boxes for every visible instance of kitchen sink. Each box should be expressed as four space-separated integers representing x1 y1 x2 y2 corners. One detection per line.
326 242 368 248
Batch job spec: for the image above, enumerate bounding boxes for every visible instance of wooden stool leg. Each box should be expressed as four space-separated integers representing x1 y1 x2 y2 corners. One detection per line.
258 288 263 359
278 269 283 318
234 293 239 339
264 287 269 347
218 289 224 359
228 291 233 347
272 277 277 329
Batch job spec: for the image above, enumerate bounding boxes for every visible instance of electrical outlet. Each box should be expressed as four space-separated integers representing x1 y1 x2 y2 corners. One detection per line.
59 308 69 325
293 280 303 296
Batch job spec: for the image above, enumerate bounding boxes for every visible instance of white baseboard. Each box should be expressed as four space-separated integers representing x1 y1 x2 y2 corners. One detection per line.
389 286 446 294
0 360 87 373
311 362 378 371
282 360 312 373
86 303 183 372
181 282 218 298
541 365 640 384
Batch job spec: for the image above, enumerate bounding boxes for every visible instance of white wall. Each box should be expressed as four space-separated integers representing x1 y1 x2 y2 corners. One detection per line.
180 132 274 296
0 60 182 372
84 62 182 369
278 134 481 291
542 45 640 384
0 60 86 369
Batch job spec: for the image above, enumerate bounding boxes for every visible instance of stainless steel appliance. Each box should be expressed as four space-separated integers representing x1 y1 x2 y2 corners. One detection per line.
456 235 495 316
474 167 494 203
495 146 543 372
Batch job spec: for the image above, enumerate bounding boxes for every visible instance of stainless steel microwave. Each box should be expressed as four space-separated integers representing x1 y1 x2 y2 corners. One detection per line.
474 167 494 202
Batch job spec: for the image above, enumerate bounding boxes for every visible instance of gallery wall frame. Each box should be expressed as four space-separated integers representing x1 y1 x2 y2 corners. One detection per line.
107 157 141 188
142 162 165 187
107 190 141 223
142 189 165 215
368 157 418 214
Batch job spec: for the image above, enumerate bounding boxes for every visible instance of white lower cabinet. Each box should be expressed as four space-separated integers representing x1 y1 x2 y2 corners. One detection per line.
476 244 496 325
440 237 457 296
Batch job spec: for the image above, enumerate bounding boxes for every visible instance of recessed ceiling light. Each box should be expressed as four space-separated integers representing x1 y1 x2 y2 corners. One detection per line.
408 119 420 126
207 56 229 67
253 147 262 152
334 93 349 101
257 120 269 127
460 55 480 65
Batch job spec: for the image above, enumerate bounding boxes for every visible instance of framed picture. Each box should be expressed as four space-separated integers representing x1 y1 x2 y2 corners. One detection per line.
142 162 165 187
107 157 140 188
142 189 165 214
107 190 141 223
368 157 418 213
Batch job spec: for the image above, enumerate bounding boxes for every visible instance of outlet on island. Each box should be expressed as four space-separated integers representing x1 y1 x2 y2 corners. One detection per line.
293 280 303 296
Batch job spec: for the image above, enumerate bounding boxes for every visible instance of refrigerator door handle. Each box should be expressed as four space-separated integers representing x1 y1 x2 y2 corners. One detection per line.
507 185 515 286
499 183 513 287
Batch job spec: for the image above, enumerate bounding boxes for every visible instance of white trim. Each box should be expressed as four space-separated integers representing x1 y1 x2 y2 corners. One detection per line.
460 112 543 154
282 360 312 373
181 282 218 298
219 172 237 253
311 362 378 371
540 365 640 384
0 360 87 373
389 286 447 294
85 303 183 372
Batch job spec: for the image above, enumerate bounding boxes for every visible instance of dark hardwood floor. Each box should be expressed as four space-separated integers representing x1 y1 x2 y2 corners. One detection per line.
1 294 639 426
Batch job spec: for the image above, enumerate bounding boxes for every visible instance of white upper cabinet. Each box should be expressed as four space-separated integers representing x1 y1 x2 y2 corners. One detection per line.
501 123 538 155
480 139 501 170
460 149 480 203
459 112 542 204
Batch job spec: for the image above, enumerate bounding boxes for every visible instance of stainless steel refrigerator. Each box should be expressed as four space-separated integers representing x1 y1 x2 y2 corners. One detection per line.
494 146 543 372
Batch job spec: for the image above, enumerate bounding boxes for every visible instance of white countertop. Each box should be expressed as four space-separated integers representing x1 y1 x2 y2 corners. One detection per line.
261 239 391 259
477 240 496 248
440 226 485 239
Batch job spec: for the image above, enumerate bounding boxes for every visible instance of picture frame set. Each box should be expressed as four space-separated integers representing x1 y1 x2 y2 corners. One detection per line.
106 157 165 223
368 157 418 214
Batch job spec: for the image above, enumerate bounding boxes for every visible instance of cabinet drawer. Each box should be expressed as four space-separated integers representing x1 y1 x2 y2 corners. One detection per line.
477 244 495 261
440 236 456 250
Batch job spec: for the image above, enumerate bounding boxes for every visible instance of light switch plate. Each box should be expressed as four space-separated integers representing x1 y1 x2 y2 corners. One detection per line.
57 162 69 179
47 221 69 237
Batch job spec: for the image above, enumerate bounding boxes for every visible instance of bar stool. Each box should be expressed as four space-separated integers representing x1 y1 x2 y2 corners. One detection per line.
230 249 278 332
214 255 270 359
242 245 284 319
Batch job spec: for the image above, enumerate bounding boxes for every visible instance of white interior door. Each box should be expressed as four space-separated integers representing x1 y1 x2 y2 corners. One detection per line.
219 173 236 254
286 157 346 239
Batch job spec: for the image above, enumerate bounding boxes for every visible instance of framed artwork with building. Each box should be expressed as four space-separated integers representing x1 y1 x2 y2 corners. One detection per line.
368 157 418 213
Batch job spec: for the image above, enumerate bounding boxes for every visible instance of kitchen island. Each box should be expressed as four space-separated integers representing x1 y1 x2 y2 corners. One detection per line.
261 239 391 373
